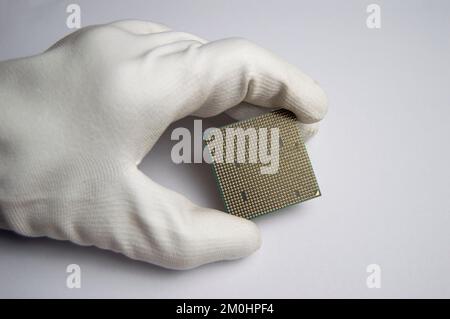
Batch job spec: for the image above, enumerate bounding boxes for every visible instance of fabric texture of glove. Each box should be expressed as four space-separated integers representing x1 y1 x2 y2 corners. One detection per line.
0 20 327 269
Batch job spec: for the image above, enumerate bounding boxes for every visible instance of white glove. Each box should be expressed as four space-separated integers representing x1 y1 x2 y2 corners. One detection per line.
0 20 327 269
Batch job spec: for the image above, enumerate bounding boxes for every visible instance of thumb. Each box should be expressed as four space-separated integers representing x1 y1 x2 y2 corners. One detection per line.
107 168 261 270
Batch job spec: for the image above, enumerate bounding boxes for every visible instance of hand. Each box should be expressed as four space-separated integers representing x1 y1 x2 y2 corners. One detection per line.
0 20 327 269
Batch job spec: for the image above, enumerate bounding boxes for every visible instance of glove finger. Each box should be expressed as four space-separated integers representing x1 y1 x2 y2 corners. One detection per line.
109 19 171 34
297 121 320 141
95 168 261 270
140 31 207 48
224 102 274 120
152 40 204 56
188 38 328 124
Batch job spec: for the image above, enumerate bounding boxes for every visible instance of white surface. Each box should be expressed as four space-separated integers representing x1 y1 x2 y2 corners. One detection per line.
0 0 449 298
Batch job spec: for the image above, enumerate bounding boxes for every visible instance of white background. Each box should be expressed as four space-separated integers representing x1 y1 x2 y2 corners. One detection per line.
0 0 449 298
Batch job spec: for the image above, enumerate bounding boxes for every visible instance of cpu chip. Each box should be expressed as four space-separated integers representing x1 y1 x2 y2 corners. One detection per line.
204 109 321 219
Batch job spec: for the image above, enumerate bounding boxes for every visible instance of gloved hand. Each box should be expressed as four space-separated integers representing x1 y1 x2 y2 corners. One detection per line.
0 20 327 269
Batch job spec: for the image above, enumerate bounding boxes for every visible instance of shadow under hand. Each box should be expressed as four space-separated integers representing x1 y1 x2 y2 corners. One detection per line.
139 114 235 212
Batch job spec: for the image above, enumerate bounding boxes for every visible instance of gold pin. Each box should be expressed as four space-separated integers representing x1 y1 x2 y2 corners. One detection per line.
205 109 321 219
